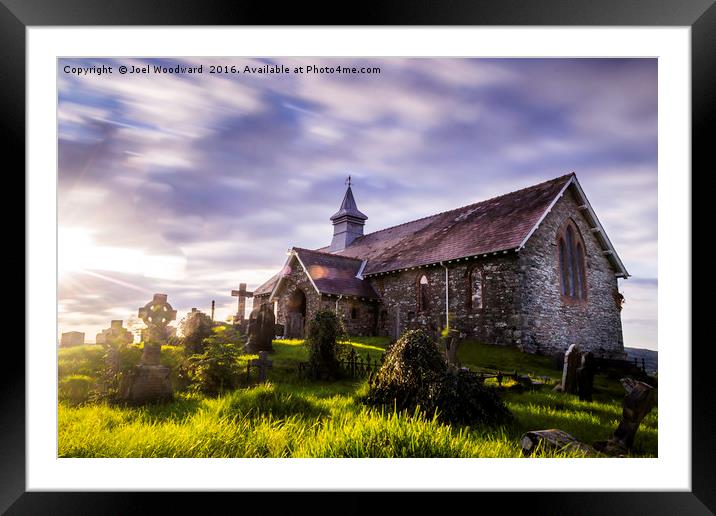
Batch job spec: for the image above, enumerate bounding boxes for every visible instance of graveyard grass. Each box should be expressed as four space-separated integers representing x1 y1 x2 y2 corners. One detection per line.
58 337 657 458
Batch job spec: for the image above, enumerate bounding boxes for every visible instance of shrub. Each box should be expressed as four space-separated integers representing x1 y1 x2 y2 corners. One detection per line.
363 329 511 427
179 310 215 355
363 329 445 411
304 310 347 380
187 331 244 394
433 368 512 426
59 375 94 405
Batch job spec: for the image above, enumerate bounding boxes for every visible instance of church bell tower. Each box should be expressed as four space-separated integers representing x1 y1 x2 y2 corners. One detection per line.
330 176 367 252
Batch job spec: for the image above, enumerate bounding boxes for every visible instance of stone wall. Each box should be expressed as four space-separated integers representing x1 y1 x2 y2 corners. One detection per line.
368 254 522 345
518 187 625 358
273 257 322 338
320 295 379 336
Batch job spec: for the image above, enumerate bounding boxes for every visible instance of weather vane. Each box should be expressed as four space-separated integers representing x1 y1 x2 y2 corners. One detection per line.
345 175 352 187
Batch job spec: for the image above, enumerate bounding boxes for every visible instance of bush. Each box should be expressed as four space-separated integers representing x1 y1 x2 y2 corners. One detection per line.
363 329 445 411
187 330 245 394
363 329 511 427
59 375 94 405
433 368 512 426
305 310 347 380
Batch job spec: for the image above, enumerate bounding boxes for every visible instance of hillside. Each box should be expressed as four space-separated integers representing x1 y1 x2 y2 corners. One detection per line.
624 347 658 374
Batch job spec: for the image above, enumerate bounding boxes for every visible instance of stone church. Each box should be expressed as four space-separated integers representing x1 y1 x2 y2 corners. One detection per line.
252 173 629 357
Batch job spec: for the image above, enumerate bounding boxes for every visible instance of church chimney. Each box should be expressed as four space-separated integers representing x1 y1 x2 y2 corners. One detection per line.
330 176 367 252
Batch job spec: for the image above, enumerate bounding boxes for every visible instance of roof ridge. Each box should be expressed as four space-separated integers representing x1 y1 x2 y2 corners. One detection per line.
294 246 364 261
350 173 575 242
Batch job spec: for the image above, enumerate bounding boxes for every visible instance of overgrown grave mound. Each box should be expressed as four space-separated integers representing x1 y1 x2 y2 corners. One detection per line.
362 329 511 427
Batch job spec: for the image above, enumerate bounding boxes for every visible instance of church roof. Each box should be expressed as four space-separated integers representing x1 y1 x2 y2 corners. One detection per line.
254 248 378 300
330 186 368 221
326 173 628 278
291 248 378 299
253 272 280 296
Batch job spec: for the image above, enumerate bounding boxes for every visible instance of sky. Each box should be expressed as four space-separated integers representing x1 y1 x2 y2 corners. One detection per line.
57 58 657 349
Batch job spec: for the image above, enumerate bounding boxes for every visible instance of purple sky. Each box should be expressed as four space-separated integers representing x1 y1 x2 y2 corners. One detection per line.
57 58 657 349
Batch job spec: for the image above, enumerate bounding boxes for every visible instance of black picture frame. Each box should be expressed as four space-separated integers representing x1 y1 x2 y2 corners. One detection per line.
4 0 710 513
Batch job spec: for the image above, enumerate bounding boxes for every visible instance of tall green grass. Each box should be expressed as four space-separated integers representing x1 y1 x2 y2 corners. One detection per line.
58 337 657 458
59 383 606 458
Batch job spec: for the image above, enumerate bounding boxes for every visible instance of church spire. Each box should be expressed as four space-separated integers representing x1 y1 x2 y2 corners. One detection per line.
330 176 367 252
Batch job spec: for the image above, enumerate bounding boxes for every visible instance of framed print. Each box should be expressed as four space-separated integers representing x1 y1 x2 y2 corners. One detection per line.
4 0 712 513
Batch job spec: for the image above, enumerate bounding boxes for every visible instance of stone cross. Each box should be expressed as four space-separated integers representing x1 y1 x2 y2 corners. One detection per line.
138 293 177 365
250 350 273 383
231 283 253 323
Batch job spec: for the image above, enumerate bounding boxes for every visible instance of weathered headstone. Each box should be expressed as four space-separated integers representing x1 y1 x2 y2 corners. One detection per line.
556 344 580 394
274 323 285 338
60 331 85 347
284 312 304 339
121 294 176 404
250 350 273 383
96 320 134 346
245 302 275 353
443 328 464 367
576 351 596 402
520 429 596 456
594 378 656 455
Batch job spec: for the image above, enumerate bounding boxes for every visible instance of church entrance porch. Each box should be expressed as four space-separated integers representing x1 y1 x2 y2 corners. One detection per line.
285 288 306 339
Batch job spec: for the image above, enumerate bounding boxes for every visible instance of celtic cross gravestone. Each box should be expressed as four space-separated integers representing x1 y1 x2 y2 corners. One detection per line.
121 293 176 404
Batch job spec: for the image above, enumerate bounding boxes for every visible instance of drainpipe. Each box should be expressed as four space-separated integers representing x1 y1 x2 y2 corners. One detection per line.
440 261 449 330
335 295 343 315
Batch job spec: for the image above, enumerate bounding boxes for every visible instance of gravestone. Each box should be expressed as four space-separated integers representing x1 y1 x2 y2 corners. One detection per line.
520 429 596 456
274 323 285 338
121 294 176 404
556 344 580 394
594 378 656 455
443 328 464 367
231 283 253 324
576 351 596 402
250 351 273 383
60 331 85 347
245 302 275 353
96 320 134 346
284 312 304 339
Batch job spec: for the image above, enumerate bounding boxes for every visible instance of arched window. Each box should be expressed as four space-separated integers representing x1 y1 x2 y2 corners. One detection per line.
468 268 484 309
417 274 430 312
557 220 588 302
